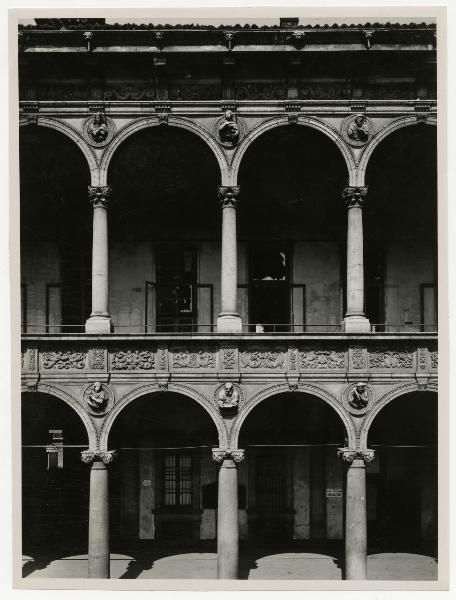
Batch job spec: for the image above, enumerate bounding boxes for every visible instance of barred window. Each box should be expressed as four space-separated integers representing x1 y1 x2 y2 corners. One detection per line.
163 454 192 506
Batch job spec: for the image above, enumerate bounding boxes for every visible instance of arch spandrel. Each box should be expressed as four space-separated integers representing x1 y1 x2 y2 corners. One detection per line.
229 383 356 450
99 383 227 451
99 116 229 187
21 382 98 449
359 381 438 449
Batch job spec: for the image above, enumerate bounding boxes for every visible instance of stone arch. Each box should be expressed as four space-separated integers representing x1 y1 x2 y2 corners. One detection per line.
99 382 227 451
356 115 437 186
359 381 438 448
230 382 356 449
21 382 98 449
229 116 357 186
99 116 229 186
19 116 99 184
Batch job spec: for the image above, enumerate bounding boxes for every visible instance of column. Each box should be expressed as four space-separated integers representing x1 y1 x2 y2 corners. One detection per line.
342 187 371 333
217 186 242 332
338 448 375 580
212 448 244 578
81 450 116 578
85 186 113 333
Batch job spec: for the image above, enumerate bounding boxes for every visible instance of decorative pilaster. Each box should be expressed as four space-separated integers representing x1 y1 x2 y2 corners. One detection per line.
338 448 375 580
85 186 113 333
217 186 242 333
342 187 371 333
213 448 244 578
81 450 116 578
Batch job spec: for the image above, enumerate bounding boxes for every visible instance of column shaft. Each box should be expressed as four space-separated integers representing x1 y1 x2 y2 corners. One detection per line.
345 458 367 580
217 457 239 578
88 460 110 578
346 204 364 317
91 204 109 316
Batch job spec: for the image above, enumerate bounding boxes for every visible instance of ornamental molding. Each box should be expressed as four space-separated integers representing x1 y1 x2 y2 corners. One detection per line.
342 186 368 209
81 450 116 465
212 448 245 463
300 349 345 370
342 382 373 416
88 186 112 208
240 350 285 369
111 349 155 370
83 112 115 147
42 350 86 370
337 448 375 463
217 186 240 209
83 382 114 417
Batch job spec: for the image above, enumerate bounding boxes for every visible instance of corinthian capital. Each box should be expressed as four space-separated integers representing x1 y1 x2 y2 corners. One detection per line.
337 447 375 463
81 450 116 465
212 448 245 463
217 186 240 209
88 186 112 208
342 186 368 209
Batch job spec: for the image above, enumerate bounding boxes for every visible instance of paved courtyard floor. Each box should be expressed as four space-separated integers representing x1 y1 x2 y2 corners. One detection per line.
22 541 437 580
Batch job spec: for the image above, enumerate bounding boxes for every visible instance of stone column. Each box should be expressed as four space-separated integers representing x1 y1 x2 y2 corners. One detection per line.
217 186 242 332
81 450 116 578
85 186 113 333
338 448 375 580
212 448 245 578
342 187 371 333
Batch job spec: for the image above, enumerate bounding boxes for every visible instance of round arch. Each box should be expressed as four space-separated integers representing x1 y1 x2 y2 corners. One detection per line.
21 383 98 448
357 116 437 185
99 383 227 450
359 381 438 448
99 116 229 186
229 116 357 186
230 383 356 449
19 117 99 184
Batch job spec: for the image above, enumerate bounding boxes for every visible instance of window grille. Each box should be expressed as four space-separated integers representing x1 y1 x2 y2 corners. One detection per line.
255 454 286 508
163 454 192 506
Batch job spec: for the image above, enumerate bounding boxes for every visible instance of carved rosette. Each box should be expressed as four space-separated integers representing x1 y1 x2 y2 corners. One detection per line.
83 112 115 147
342 187 368 209
81 450 116 465
83 382 114 417
341 113 373 147
217 186 240 209
337 448 375 463
212 448 245 463
88 186 112 209
342 382 373 416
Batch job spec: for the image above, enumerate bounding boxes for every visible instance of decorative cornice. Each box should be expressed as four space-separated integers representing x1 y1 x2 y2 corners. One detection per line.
217 186 240 209
81 450 116 465
88 185 112 208
337 448 375 463
212 448 245 463
342 186 368 209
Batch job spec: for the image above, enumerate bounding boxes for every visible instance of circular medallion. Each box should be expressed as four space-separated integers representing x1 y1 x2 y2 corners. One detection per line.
342 382 373 416
214 382 245 413
342 113 373 147
214 111 245 149
83 382 114 417
83 113 115 148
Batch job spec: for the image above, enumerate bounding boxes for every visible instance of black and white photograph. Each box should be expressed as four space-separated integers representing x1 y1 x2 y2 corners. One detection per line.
11 4 447 591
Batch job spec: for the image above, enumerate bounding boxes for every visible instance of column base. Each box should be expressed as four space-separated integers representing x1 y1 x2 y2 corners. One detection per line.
342 316 371 334
85 315 113 334
217 314 242 333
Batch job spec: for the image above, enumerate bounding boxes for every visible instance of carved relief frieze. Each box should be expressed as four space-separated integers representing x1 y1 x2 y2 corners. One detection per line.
157 346 168 370
168 83 222 101
235 81 287 100
111 350 155 370
351 347 365 370
417 347 428 371
300 349 346 370
42 350 86 370
104 83 156 101
289 347 298 371
222 348 237 370
90 348 105 370
430 350 438 369
299 81 351 100
368 348 414 369
172 350 216 369
240 350 285 369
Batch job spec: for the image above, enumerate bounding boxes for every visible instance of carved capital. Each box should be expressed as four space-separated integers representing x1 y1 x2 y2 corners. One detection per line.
81 450 116 465
212 448 245 463
88 186 112 208
224 31 235 51
217 186 240 209
337 448 375 463
46 445 60 454
83 31 93 51
363 30 374 49
342 186 368 209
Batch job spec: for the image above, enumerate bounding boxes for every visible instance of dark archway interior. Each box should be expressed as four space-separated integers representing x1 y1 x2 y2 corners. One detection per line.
20 126 92 329
238 126 348 241
21 393 89 550
366 392 437 553
108 127 221 242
